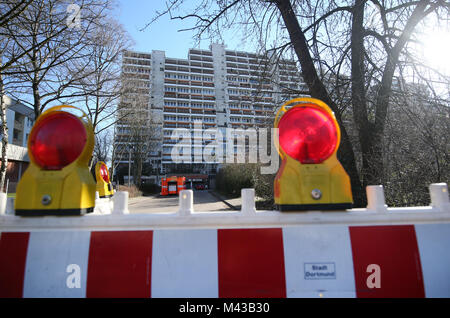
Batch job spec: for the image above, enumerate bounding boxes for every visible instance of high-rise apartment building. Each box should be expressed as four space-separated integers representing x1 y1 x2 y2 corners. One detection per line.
115 43 306 175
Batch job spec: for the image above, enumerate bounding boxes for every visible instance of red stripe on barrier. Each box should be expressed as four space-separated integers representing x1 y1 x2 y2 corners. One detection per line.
349 225 425 298
0 232 30 298
218 228 286 298
86 230 153 298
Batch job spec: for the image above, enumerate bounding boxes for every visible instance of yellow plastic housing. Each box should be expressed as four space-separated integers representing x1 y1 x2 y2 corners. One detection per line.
273 97 353 211
95 161 114 198
15 105 96 216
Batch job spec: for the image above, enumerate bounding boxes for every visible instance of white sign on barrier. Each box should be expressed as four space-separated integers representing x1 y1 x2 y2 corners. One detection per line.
304 263 336 280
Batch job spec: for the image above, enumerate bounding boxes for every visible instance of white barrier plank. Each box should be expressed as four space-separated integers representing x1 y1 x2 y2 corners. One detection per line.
151 229 218 298
23 231 90 298
282 225 356 298
415 223 450 298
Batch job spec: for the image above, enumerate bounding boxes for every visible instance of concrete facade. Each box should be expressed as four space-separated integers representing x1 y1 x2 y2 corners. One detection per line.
115 44 306 175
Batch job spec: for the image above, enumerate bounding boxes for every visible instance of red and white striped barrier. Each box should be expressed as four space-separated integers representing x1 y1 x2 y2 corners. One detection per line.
0 224 449 298
0 184 449 298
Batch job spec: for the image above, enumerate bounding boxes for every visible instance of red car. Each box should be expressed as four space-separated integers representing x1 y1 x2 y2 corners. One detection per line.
195 184 205 190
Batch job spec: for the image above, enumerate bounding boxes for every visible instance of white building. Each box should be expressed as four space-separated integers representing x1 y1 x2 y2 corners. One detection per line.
0 96 35 192
115 43 306 175
3 95 34 147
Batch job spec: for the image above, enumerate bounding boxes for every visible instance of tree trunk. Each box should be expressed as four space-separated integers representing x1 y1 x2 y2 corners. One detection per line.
0 68 9 192
350 0 381 188
274 0 365 206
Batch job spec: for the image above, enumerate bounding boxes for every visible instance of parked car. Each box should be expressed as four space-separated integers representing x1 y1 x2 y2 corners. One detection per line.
195 184 205 190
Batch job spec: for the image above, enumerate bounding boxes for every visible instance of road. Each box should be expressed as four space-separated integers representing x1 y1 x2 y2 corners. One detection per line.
128 190 235 214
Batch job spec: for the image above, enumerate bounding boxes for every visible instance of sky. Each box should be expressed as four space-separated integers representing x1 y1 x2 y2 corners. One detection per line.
114 0 253 59
114 1 450 76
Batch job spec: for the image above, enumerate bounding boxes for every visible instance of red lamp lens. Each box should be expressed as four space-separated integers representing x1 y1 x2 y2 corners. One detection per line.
99 164 110 183
30 112 87 170
278 106 338 164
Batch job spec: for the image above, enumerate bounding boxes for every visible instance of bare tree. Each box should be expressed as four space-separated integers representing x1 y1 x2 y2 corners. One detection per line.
0 1 32 27
147 0 450 206
384 81 449 206
0 1 36 72
93 129 113 164
76 18 133 135
0 0 131 189
0 1 34 191
3 0 115 118
118 91 155 187
0 0 34 192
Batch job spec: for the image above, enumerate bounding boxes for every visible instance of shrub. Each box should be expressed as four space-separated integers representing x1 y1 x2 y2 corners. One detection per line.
215 163 275 199
139 182 160 195
116 184 142 198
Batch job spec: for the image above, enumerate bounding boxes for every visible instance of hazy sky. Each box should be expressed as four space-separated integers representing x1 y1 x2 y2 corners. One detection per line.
115 0 254 59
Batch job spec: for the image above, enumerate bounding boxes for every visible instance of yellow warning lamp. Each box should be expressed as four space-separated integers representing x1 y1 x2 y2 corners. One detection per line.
273 97 353 211
15 105 96 216
95 161 114 198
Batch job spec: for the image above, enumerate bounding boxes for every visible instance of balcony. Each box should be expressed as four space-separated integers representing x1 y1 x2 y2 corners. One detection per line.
177 94 190 100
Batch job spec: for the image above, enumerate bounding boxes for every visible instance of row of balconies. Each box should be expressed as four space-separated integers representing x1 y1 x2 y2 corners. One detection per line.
226 69 274 77
163 123 217 130
164 92 216 101
163 105 216 113
225 57 271 66
165 59 188 66
225 54 296 68
165 86 214 95
229 103 273 110
190 62 213 69
225 51 263 59
123 51 151 60
228 95 273 102
278 70 298 76
189 55 213 63
226 83 274 92
228 111 273 118
163 110 216 118
227 65 271 74
227 82 273 90
123 58 151 66
165 58 214 69
225 58 297 74
164 119 216 125
163 130 220 138
122 73 150 81
163 108 218 116
163 79 215 87
163 140 218 147
279 76 301 82
226 64 274 75
164 112 217 120
189 49 212 57
164 65 214 75
163 102 215 109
